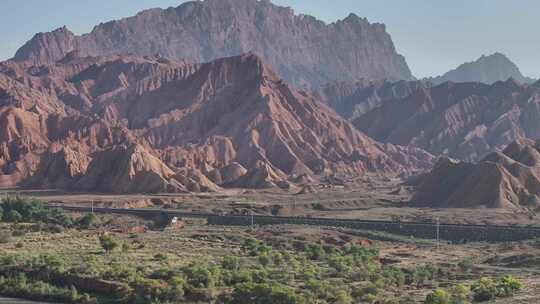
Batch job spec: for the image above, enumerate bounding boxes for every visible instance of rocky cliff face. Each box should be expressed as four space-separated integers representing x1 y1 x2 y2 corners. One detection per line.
353 79 540 162
13 0 413 87
428 53 535 85
411 139 540 209
0 52 432 193
318 80 428 120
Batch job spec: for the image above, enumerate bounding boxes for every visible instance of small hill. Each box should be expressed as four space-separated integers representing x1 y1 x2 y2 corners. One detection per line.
411 139 540 209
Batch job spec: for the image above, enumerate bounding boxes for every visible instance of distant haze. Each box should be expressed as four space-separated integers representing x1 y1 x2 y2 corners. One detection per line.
1 0 538 79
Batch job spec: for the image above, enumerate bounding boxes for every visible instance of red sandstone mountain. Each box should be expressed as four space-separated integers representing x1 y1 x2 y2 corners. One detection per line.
0 53 433 193
13 0 413 87
352 79 540 162
411 139 540 209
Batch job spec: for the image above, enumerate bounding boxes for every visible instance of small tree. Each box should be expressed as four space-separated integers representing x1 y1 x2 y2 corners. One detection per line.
99 234 119 253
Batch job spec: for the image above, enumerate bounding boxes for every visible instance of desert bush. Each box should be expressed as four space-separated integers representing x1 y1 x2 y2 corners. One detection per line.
229 282 305 304
425 289 450 304
352 283 379 303
99 234 120 253
471 277 497 302
76 213 96 229
457 258 474 273
304 243 325 260
450 284 470 304
496 275 522 297
182 263 220 289
222 256 241 271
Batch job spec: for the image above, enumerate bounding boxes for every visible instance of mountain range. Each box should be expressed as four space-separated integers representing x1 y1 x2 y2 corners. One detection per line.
13 0 412 88
2 0 540 208
351 79 540 162
0 51 433 193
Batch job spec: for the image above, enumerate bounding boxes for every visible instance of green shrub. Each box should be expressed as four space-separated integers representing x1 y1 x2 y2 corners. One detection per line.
457 258 474 273
182 264 220 288
76 213 95 229
305 244 325 260
222 256 241 271
471 277 497 302
450 284 470 304
229 282 305 304
0 196 73 227
6 210 22 223
496 275 522 297
425 289 450 304
99 234 120 253
258 254 271 267
352 283 379 303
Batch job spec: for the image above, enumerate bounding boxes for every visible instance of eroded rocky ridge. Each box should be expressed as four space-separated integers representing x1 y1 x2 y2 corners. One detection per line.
352 79 540 161
428 53 535 85
411 139 540 209
13 0 413 87
317 80 428 120
0 52 433 193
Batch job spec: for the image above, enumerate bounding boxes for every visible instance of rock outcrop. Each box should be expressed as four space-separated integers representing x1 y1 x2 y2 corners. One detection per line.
13 0 413 87
0 52 433 193
74 144 185 194
411 139 540 209
428 53 535 85
353 79 540 162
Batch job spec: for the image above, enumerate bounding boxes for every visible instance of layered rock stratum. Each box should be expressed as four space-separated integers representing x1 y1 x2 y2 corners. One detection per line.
411 139 540 209
351 79 540 162
0 52 433 193
13 0 413 87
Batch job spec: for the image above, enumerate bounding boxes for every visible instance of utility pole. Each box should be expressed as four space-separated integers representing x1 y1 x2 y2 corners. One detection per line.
91 200 94 214
436 217 440 251
250 204 254 228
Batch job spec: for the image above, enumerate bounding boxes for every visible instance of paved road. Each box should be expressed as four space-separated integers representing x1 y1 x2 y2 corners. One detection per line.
0 298 53 303
52 205 540 242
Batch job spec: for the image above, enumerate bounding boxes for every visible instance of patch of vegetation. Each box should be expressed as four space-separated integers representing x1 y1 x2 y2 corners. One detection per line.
0 196 93 229
0 198 526 304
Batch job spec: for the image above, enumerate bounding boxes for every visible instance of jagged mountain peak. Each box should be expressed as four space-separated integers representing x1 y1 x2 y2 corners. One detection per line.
429 52 533 85
12 0 413 87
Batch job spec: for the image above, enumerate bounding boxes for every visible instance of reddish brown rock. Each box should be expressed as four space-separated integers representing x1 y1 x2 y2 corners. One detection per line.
411 139 540 209
74 144 184 194
13 0 412 87
0 52 433 193
353 79 540 162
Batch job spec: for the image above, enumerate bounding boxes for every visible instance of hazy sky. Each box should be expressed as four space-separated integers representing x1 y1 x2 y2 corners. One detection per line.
1 0 538 78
